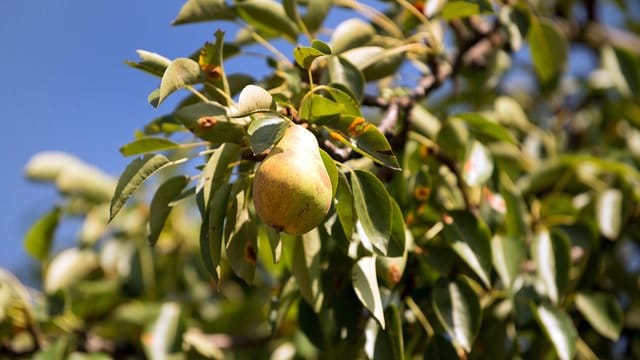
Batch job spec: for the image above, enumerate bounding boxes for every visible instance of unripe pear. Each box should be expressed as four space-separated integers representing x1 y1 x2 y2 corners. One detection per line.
253 124 332 235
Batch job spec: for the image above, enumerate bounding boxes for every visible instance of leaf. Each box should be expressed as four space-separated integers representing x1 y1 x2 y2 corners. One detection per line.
330 18 375 53
319 149 338 198
575 292 623 341
302 1 332 34
119 137 179 157
125 50 172 77
351 170 392 255
198 142 241 211
148 176 190 246
441 0 493 20
442 210 493 288
293 46 326 69
602 45 640 99
374 304 405 360
232 84 273 117
324 115 400 170
157 58 203 107
172 0 236 24
291 229 323 312
201 182 232 281
328 56 365 102
596 188 622 239
200 30 231 101
174 102 244 144
44 248 98 293
462 141 494 186
352 256 385 329
500 172 529 238
534 304 577 360
335 172 355 238
143 302 185 359
491 235 524 289
431 277 481 352
387 199 407 258
341 46 406 81
226 203 258 284
246 115 289 154
24 151 82 182
236 0 300 42
299 94 344 124
311 40 331 55
528 19 568 84
532 228 570 304
24 207 61 261
453 113 516 144
110 154 170 222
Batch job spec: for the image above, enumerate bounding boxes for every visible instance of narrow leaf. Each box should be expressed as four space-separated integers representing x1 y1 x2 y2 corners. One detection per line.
201 182 232 281
110 154 170 222
125 50 172 77
532 228 570 304
158 58 203 107
330 18 375 53
352 256 385 329
24 207 61 261
596 188 622 239
442 210 492 288
491 235 524 288
172 0 236 24
441 0 493 20
148 176 189 246
432 277 482 352
291 229 324 311
335 172 355 238
351 170 392 255
319 149 338 198
144 302 184 359
119 137 179 157
575 292 623 341
534 304 577 360
528 19 568 84
198 142 241 212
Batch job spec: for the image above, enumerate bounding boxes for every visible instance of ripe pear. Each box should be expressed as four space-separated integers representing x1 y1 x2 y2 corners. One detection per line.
253 124 332 235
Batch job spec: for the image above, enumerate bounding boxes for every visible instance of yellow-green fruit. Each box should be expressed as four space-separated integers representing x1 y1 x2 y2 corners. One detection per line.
253 124 332 235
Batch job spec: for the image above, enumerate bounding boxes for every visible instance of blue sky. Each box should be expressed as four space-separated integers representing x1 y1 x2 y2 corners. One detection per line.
0 1 241 278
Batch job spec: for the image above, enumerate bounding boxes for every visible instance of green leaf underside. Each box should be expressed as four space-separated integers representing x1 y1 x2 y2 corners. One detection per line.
149 176 190 246
352 256 385 329
126 50 172 77
24 207 61 261
432 278 481 352
173 0 236 25
534 304 577 360
351 170 392 255
319 149 338 198
442 210 492 288
120 137 179 157
532 228 570 304
110 154 170 222
158 58 203 107
246 116 289 155
328 56 365 102
324 115 400 170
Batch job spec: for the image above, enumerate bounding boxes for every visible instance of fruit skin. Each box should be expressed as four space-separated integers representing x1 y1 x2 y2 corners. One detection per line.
253 124 332 235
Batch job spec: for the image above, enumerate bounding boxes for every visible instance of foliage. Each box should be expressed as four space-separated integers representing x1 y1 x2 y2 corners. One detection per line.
4 0 640 358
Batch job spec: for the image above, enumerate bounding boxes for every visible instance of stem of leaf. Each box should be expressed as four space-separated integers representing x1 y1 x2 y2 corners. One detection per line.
244 25 292 65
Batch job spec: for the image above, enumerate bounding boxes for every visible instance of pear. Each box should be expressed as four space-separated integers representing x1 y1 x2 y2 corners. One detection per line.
253 124 332 235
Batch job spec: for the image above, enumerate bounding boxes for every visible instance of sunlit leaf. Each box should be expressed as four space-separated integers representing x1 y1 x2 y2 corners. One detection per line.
532 228 570 304
596 188 622 239
226 203 257 284
172 0 236 25
232 84 273 117
45 248 98 293
319 149 338 198
491 235 524 289
24 207 61 261
236 0 300 42
110 154 170 222
330 18 375 53
143 302 185 359
246 115 289 154
534 304 577 360
174 102 244 144
352 256 385 329
351 169 392 255
201 182 232 281
341 46 405 81
454 113 516 144
158 58 203 107
125 50 172 77
441 0 493 20
148 176 189 246
432 277 481 352
291 229 323 311
299 94 344 124
442 210 492 288
335 172 355 238
198 142 241 212
302 1 331 34
575 292 623 341
374 304 404 360
119 137 179 157
528 19 568 84
462 141 494 186
293 46 325 69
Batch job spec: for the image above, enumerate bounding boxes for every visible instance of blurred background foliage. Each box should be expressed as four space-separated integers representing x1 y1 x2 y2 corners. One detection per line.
3 0 640 359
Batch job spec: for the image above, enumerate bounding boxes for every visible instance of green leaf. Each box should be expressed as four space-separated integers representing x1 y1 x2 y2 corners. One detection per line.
491 235 524 289
174 102 244 144
125 50 172 77
201 182 232 281
319 149 338 198
200 30 231 102
330 18 375 53
453 113 516 144
596 188 622 239
148 176 189 246
157 58 203 107
231 84 273 117
143 302 185 359
290 229 323 312
442 210 493 288
293 46 325 69
462 141 494 186
352 256 385 329
602 45 640 99
324 115 400 170
532 228 570 304
575 292 623 341
374 304 405 360
534 304 577 360
198 142 241 212
172 0 236 25
299 94 344 124
387 199 407 258
311 40 331 55
225 199 258 284
246 115 289 154
24 207 61 261
335 172 355 238
500 172 529 238
528 19 568 84
328 56 366 102
44 248 98 293
302 1 331 34
325 85 362 117
351 170 392 255
441 0 493 20
119 137 179 157
341 46 406 81
236 0 300 42
432 277 482 352
109 154 170 222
